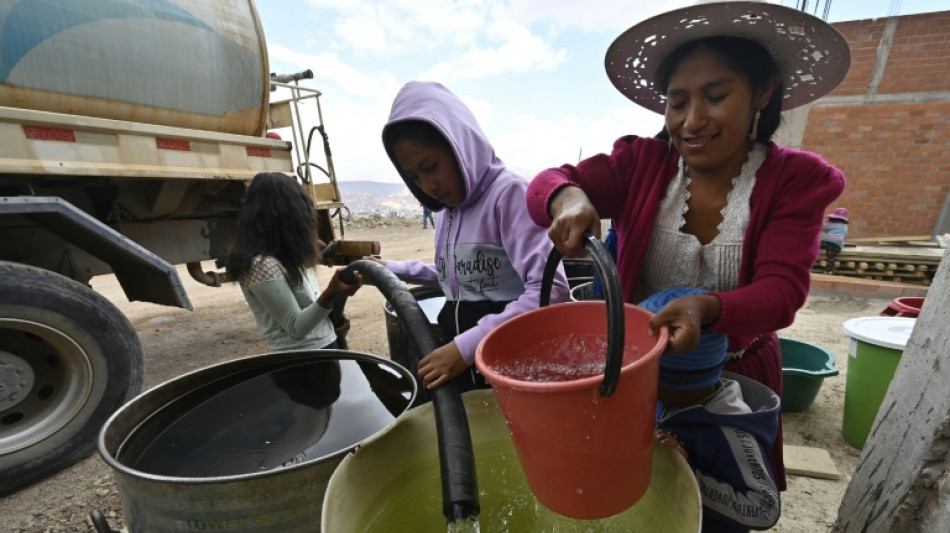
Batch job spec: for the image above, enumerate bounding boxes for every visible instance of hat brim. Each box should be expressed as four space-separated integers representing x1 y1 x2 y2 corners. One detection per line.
605 1 851 114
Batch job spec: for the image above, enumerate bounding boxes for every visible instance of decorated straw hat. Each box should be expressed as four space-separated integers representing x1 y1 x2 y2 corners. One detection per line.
605 1 851 114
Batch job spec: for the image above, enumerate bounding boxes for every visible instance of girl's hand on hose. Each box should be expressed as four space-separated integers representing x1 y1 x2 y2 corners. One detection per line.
333 311 351 339
547 186 601 258
648 294 721 354
320 269 363 308
418 342 468 389
358 257 387 286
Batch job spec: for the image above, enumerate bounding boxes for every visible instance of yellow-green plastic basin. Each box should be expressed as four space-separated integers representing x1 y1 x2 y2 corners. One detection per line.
322 389 701 532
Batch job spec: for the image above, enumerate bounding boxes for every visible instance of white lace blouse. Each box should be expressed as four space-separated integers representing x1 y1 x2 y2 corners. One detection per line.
636 143 766 303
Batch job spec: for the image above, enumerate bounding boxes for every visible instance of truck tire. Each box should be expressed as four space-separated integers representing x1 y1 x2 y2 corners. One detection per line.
0 261 144 495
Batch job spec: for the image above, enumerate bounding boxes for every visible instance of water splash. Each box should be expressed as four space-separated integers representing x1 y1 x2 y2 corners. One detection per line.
447 517 480 533
489 334 643 382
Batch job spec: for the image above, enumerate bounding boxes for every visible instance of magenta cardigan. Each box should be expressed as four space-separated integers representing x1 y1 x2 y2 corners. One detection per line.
527 136 846 352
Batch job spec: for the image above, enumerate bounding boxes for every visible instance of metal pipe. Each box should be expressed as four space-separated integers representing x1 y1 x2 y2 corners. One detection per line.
185 262 230 287
270 70 314 84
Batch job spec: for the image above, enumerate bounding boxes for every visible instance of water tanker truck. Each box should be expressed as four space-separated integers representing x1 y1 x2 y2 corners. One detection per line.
0 0 374 494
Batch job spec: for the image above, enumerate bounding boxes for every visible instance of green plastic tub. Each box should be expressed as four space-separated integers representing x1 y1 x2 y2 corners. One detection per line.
780 337 839 412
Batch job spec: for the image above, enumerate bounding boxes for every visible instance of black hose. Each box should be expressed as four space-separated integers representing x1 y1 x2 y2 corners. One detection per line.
330 295 349 350
297 127 332 183
340 260 480 523
540 232 625 396
88 509 119 533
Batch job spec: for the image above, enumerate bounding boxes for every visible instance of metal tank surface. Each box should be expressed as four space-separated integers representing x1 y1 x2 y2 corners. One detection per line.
0 0 269 135
97 350 417 533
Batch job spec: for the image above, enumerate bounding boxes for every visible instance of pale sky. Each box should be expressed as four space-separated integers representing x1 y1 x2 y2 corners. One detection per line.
255 0 947 184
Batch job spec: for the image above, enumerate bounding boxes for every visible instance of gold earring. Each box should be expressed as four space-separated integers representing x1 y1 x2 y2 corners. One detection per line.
749 110 761 141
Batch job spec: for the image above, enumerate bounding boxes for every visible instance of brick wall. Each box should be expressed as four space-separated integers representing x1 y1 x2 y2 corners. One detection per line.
799 10 950 239
829 18 887 97
877 12 950 94
803 103 950 237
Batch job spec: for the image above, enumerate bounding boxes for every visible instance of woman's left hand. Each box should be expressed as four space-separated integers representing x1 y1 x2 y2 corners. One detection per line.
648 294 721 354
417 342 468 389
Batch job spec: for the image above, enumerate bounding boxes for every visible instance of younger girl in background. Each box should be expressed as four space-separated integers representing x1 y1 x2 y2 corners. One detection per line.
227 172 361 352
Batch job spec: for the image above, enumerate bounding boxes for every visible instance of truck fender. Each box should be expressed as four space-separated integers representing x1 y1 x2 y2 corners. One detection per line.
0 196 191 309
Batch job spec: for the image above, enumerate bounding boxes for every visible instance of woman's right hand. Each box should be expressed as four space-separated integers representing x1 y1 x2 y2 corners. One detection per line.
547 186 601 257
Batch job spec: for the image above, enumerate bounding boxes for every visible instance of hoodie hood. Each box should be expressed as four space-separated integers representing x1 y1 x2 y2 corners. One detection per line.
382 81 505 211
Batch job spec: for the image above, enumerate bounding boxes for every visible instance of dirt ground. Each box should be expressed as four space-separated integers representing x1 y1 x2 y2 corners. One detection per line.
0 217 898 532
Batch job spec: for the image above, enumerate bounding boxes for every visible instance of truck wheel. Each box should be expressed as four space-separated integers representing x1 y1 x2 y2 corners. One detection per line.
0 262 144 495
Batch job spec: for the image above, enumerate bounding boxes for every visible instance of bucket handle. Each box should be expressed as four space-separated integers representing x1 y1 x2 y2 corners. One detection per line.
540 232 624 397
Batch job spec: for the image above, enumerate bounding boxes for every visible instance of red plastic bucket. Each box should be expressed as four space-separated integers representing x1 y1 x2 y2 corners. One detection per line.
880 297 925 318
475 234 668 519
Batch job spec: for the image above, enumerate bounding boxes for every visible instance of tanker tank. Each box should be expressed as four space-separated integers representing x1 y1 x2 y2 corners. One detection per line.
0 0 269 136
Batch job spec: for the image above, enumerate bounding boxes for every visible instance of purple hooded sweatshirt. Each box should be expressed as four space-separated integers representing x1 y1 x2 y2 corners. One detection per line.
382 81 570 365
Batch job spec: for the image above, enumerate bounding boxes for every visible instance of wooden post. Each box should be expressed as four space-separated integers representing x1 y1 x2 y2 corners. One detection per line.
836 247 950 531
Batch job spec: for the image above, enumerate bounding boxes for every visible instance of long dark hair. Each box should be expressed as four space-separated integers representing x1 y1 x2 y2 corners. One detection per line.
227 172 321 288
655 36 783 143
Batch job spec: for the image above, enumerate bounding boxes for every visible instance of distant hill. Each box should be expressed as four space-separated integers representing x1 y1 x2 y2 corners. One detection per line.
336 180 420 217
337 180 406 197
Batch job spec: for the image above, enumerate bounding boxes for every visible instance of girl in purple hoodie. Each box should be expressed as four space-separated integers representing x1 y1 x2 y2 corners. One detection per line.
378 81 570 393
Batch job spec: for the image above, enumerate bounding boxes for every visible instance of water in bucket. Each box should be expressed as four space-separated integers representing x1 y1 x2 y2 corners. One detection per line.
486 333 643 382
474 235 668 519
476 301 666 519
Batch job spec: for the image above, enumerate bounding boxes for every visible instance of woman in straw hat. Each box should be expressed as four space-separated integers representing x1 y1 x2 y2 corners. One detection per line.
526 1 850 490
